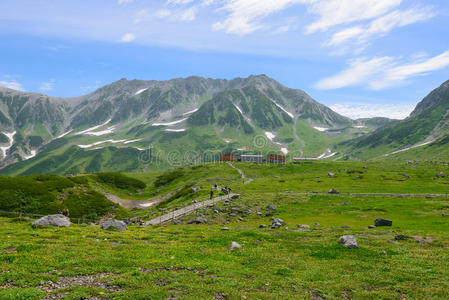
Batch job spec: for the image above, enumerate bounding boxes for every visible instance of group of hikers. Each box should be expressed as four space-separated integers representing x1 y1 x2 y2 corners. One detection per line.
210 184 232 199
57 208 70 217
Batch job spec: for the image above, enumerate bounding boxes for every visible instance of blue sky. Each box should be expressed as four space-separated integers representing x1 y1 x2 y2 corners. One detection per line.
0 0 448 119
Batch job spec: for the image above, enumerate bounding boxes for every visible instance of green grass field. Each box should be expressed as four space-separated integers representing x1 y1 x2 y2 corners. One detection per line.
1 161 449 299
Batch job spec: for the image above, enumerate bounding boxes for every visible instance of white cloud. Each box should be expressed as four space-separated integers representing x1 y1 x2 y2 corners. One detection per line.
155 9 172 19
39 79 55 92
168 0 194 4
0 80 23 91
314 57 394 90
212 0 312 35
120 33 136 42
315 50 449 90
118 0 134 4
180 7 196 21
327 7 434 46
331 103 414 120
154 7 196 22
305 0 402 34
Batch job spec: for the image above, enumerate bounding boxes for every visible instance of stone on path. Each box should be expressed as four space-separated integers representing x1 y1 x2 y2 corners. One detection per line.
32 214 71 227
374 218 392 226
101 220 127 232
328 188 340 194
230 241 242 251
338 235 358 249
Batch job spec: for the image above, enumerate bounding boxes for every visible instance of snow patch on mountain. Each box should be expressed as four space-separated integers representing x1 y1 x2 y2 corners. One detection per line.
0 131 16 159
152 118 187 126
135 88 148 95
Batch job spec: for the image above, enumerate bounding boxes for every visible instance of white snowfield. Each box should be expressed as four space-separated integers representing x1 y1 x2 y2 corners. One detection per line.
135 88 148 95
77 139 126 149
24 150 37 160
0 131 16 159
314 126 329 132
165 128 186 132
264 131 276 141
152 118 187 126
317 148 337 159
56 130 73 139
354 125 367 128
75 119 112 135
182 108 199 115
124 138 142 144
233 104 244 115
281 147 289 155
382 140 435 157
270 100 294 119
85 126 115 136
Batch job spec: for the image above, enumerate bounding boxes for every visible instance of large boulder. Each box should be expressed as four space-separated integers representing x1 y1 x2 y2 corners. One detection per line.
374 218 392 227
271 218 285 229
338 235 358 249
101 220 128 232
32 214 70 227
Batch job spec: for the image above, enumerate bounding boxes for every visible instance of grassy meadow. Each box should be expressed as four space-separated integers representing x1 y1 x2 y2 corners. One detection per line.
0 161 449 299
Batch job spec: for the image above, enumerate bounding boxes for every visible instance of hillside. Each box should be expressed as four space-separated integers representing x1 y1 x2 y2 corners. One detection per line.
0 75 373 175
338 80 449 160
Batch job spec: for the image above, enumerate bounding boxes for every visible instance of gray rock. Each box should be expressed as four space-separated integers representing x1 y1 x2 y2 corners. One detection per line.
259 224 267 228
32 214 70 227
221 227 230 231
231 194 240 199
374 218 392 226
101 220 127 232
191 187 201 192
266 205 276 211
328 172 335 177
187 217 208 224
436 172 447 178
442 213 449 217
341 202 349 206
297 224 310 229
230 241 242 251
341 225 350 229
328 188 340 194
173 219 182 225
338 235 358 249
313 222 320 226
368 225 376 229
271 218 285 225
257 211 262 216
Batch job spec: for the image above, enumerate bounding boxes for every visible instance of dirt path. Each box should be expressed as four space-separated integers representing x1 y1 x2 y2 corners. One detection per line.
144 193 239 226
227 162 254 184
103 190 177 210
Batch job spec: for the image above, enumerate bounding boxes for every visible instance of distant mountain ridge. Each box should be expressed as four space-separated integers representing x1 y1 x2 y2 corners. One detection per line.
0 75 389 175
338 79 449 160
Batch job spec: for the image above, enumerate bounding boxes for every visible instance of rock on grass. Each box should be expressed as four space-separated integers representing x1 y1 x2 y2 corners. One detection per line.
32 214 70 227
230 241 242 251
338 235 358 249
101 220 128 232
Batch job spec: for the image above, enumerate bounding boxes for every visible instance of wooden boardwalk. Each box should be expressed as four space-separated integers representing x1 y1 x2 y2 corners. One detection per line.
144 193 239 226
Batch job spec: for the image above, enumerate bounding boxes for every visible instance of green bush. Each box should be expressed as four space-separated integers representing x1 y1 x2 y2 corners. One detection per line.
154 169 184 187
96 172 146 190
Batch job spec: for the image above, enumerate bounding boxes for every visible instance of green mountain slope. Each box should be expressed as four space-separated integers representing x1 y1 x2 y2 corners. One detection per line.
0 75 372 175
338 80 449 160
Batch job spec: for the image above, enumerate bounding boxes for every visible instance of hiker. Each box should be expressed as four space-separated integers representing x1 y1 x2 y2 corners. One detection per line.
227 187 232 194
210 189 214 199
57 209 63 215
62 208 69 217
214 184 218 189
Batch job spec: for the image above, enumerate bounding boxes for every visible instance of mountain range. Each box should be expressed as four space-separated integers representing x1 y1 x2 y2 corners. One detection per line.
0 75 447 175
